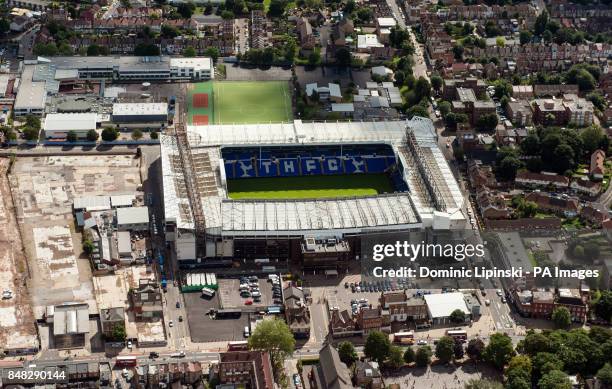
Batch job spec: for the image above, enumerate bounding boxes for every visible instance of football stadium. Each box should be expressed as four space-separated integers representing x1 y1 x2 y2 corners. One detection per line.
161 116 467 270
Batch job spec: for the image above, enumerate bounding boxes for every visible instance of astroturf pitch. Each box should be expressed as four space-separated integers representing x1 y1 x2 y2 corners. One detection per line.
213 81 292 124
226 174 395 199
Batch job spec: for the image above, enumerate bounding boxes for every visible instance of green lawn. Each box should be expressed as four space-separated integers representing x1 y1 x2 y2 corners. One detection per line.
227 174 395 199
213 81 292 124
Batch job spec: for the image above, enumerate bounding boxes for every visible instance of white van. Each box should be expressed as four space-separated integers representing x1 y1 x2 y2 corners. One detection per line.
244 326 250 338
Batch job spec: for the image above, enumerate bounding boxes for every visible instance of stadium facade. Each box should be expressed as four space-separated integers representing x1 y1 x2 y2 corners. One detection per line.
160 117 467 268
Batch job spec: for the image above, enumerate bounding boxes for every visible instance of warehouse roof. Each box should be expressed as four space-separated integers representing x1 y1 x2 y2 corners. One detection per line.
53 303 89 336
110 194 135 208
424 292 470 319
73 195 110 212
44 113 98 132
170 57 213 71
116 206 149 226
15 66 46 110
112 103 168 117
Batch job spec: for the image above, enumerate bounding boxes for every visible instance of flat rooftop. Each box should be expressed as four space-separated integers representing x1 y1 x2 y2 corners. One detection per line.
112 102 168 116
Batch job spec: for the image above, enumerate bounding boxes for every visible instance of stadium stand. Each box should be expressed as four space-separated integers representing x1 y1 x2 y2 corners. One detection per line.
221 144 409 192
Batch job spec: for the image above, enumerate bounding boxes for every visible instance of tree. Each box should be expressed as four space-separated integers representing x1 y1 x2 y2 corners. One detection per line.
308 50 321 66
449 309 466 324
597 363 612 386
467 338 485 361
438 101 451 118
594 291 612 322
533 352 564 378
435 336 455 364
364 331 391 364
574 69 596 92
415 345 432 367
83 240 95 255
496 37 505 47
221 10 235 19
67 131 77 142
452 44 464 60
267 0 287 17
389 27 410 49
131 129 143 140
101 128 119 142
335 48 351 67
506 356 532 389
86 129 99 142
453 339 465 360
0 19 9 35
248 318 295 362
484 333 515 369
552 307 571 329
520 132 540 155
414 77 432 100
183 46 197 57
476 113 498 131
22 127 40 141
535 10 549 35
403 347 415 363
521 332 551 356
519 30 533 44
388 345 404 369
161 24 179 38
581 126 605 155
338 341 357 366
464 378 503 389
538 370 571 389
150 131 159 140
110 322 127 342
205 47 221 61
497 156 522 181
430 75 443 93
517 200 537 218
177 2 195 18
507 355 532 377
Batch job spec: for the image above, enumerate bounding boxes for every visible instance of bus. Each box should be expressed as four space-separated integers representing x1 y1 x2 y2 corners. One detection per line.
115 356 138 367
201 287 216 298
393 331 414 345
227 341 249 351
214 309 242 319
446 330 468 341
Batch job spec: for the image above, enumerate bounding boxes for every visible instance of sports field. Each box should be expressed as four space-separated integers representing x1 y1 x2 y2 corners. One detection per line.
226 174 395 200
187 81 292 125
186 82 214 125
213 81 292 124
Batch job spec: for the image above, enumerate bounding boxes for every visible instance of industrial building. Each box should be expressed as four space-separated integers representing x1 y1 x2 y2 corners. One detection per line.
116 206 150 231
112 103 168 123
42 56 214 82
14 65 46 116
423 292 471 325
43 112 98 139
48 303 90 349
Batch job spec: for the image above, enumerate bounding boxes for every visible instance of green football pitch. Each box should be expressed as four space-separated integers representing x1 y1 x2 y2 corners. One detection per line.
226 174 395 200
213 81 292 124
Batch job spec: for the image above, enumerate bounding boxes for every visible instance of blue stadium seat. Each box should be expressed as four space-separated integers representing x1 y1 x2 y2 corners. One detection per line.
300 157 322 175
322 157 344 175
224 161 236 179
278 158 300 176
344 157 366 174
258 159 278 177
236 160 256 178
365 157 389 173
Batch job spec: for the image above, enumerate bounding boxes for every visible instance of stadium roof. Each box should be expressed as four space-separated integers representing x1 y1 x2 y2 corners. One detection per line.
187 120 407 147
44 113 98 132
424 292 470 319
221 195 420 234
161 118 466 235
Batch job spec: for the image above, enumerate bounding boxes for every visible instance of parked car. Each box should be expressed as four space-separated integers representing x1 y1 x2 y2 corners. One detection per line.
245 299 253 305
